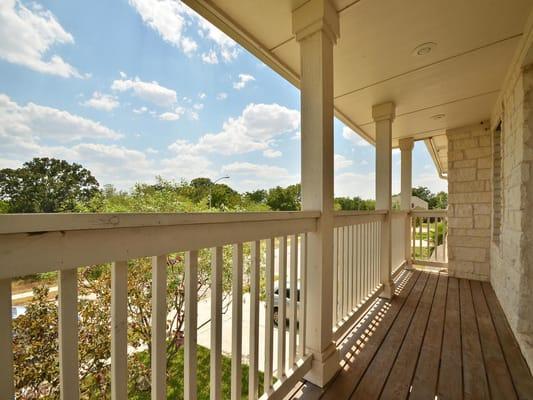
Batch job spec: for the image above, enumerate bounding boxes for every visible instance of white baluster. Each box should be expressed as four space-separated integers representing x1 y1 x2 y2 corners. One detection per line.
184 251 198 400
0 278 14 398
249 241 260 400
151 255 167 400
277 236 287 379
264 238 275 392
288 235 298 366
59 268 79 400
231 243 243 400
112 261 128 400
210 247 223 400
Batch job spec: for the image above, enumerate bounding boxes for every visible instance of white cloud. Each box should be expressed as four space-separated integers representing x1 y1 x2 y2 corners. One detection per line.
111 75 177 107
133 106 148 114
128 0 197 55
127 0 240 63
168 103 300 156
216 92 228 100
414 172 448 193
334 154 353 170
82 92 119 111
193 103 204 110
159 107 185 121
158 154 215 181
201 50 218 64
189 110 199 120
197 16 239 62
335 172 376 199
263 149 282 158
221 162 296 191
0 93 123 144
198 92 206 100
0 0 82 78
342 126 370 146
233 74 255 90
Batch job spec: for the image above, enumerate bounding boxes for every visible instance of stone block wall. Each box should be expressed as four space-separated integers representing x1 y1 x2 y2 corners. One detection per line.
489 24 533 370
447 122 492 281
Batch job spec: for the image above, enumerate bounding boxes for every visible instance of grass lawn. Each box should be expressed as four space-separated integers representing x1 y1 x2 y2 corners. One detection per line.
130 345 264 400
412 221 446 260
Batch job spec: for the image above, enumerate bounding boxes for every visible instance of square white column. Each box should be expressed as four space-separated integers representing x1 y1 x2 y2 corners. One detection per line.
373 102 396 299
293 0 340 387
399 137 414 268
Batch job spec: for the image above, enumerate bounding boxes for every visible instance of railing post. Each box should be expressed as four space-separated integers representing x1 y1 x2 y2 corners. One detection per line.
374 102 396 299
399 137 414 269
0 279 14 399
293 0 340 387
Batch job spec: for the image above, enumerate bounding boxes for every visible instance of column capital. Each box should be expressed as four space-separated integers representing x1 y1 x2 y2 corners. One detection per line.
372 102 396 122
398 137 414 151
292 0 339 44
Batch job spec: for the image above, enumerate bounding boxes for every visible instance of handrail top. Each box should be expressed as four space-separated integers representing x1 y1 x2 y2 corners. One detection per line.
411 209 448 216
0 211 321 235
333 209 388 216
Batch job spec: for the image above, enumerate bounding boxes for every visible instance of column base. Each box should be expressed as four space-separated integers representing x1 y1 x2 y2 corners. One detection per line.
380 280 396 300
304 341 340 388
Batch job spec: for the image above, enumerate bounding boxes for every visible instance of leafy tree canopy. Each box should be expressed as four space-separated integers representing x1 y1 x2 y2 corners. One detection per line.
334 196 376 211
411 186 448 209
0 157 99 213
266 184 301 211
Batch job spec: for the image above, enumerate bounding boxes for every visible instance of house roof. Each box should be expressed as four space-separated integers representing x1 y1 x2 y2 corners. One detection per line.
183 0 533 177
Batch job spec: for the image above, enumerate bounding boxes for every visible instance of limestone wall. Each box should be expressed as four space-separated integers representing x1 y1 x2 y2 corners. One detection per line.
489 17 533 370
447 123 492 281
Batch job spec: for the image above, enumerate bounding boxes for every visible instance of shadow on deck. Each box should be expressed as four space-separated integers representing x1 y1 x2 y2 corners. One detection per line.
292 269 533 399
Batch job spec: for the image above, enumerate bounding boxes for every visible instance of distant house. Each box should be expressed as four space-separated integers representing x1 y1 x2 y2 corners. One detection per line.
392 195 428 210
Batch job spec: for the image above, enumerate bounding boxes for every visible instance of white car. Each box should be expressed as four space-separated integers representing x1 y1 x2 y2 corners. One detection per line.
11 306 26 319
273 283 300 326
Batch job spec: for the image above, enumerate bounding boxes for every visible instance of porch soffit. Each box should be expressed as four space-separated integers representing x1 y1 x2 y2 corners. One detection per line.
182 0 533 176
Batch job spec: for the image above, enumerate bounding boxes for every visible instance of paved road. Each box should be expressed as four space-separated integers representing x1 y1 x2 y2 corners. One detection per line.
196 292 293 373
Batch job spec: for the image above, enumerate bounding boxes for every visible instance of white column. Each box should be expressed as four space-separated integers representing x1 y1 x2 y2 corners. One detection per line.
399 137 414 268
373 102 396 299
293 0 339 387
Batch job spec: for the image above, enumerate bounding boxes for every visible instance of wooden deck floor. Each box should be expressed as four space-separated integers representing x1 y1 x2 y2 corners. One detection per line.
292 269 533 400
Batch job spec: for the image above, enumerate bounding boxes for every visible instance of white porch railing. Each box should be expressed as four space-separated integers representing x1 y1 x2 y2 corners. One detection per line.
0 212 319 400
332 211 386 340
411 210 448 267
391 211 409 274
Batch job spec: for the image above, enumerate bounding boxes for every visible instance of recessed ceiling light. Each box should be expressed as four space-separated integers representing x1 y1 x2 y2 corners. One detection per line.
413 42 437 56
431 113 445 120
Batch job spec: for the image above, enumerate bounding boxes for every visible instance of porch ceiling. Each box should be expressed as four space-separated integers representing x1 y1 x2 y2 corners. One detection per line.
183 0 533 175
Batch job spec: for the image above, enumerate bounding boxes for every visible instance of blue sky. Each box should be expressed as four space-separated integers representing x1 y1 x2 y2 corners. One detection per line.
0 0 446 199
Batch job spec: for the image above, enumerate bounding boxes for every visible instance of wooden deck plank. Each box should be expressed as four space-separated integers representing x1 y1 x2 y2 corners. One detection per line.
349 272 430 399
320 270 422 400
482 282 533 400
409 274 448 400
471 280 517 399
459 279 490 400
296 271 533 400
437 276 463 400
380 272 439 400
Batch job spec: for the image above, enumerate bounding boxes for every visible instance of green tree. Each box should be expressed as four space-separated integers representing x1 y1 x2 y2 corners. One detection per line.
411 186 448 209
429 191 448 209
335 196 375 211
411 186 432 204
0 158 99 213
209 183 241 209
243 190 267 204
266 184 301 211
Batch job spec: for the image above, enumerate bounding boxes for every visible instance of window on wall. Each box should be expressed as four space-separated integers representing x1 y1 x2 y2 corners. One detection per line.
492 123 502 244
